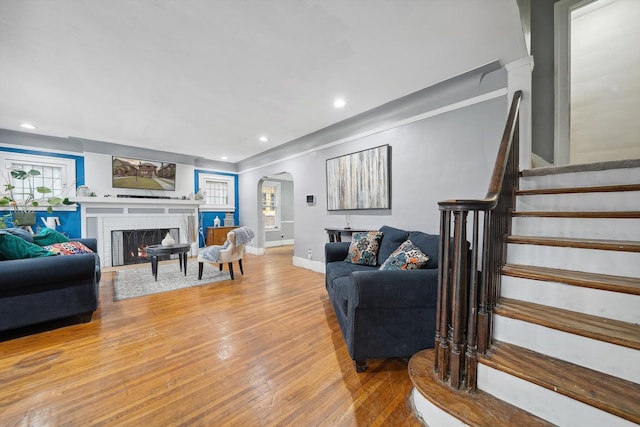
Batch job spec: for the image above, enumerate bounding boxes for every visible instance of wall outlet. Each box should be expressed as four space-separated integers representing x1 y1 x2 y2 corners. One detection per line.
307 249 312 259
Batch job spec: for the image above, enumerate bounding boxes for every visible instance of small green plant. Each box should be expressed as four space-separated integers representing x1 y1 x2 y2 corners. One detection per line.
0 213 10 229
0 169 71 216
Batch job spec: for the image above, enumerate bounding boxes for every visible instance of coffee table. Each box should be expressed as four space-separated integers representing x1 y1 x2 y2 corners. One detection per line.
145 243 191 281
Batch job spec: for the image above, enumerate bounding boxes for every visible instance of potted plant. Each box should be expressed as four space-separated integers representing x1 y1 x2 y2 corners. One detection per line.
0 169 72 227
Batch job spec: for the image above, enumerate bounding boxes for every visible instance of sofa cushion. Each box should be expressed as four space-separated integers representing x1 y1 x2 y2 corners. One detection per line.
32 228 70 246
0 231 55 259
5 227 35 243
379 239 430 270
42 241 94 255
326 260 374 287
345 231 383 266
408 231 440 269
378 225 409 264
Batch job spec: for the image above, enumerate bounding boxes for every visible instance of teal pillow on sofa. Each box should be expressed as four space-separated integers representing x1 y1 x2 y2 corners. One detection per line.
32 228 70 246
0 231 55 259
5 227 35 243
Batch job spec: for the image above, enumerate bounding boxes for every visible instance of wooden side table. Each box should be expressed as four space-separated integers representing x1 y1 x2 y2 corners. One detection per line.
324 228 369 242
206 226 236 246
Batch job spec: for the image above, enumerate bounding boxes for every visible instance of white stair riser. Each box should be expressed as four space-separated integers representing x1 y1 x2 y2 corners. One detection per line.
477 364 638 427
506 244 640 277
501 275 640 324
493 315 640 384
512 217 640 240
516 191 640 212
410 388 469 427
519 167 640 191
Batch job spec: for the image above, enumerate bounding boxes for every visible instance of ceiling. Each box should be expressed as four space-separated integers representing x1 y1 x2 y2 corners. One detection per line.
0 0 526 164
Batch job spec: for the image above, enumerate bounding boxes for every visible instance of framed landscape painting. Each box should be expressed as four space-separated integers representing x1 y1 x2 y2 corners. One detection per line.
326 145 390 211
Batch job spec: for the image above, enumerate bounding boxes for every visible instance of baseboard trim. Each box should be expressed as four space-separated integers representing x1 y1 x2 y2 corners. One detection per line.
293 256 325 273
265 239 295 248
245 245 264 256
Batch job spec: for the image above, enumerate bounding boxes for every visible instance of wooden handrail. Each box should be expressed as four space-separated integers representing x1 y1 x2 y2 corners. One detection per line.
438 91 522 211
434 90 522 391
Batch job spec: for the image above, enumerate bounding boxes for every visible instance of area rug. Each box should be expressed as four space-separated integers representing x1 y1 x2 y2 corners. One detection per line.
113 260 231 301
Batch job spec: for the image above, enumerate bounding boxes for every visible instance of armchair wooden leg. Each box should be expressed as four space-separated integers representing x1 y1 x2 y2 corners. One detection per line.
238 259 244 275
228 262 234 280
198 262 204 280
355 360 367 373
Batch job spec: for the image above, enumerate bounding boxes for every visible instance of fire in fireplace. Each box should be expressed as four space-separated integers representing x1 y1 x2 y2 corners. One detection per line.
111 228 179 266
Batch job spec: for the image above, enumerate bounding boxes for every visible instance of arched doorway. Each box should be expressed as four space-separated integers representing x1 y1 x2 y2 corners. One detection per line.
257 172 294 254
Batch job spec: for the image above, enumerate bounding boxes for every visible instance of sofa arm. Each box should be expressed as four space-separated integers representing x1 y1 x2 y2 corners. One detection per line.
76 238 98 253
0 253 98 292
325 242 351 264
349 269 439 309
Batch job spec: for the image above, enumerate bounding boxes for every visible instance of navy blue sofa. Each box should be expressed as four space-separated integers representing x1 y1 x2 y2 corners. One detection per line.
0 237 101 332
324 225 441 372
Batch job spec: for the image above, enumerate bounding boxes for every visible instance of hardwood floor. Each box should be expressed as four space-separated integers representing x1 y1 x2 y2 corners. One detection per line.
0 246 422 426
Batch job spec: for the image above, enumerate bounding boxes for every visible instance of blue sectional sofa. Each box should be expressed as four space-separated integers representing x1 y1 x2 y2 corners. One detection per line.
0 229 101 332
324 225 442 372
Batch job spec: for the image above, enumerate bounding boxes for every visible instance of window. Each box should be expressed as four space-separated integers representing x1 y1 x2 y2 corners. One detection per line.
1 152 75 206
198 173 235 211
262 181 280 229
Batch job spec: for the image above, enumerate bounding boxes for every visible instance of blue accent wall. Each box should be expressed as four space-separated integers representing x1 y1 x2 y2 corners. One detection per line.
194 169 239 247
0 147 84 238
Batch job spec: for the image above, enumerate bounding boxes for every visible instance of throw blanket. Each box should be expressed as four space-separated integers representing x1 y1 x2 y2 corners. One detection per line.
233 226 255 246
199 226 254 262
199 240 227 262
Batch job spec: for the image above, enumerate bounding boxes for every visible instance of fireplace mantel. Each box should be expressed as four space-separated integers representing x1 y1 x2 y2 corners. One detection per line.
72 197 202 267
69 197 203 208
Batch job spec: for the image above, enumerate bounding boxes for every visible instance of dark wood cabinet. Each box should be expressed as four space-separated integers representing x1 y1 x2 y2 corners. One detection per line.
206 226 236 246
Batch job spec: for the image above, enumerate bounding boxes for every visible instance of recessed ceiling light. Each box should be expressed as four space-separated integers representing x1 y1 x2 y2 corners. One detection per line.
221 156 228 161
259 136 268 142
333 98 346 109
20 122 36 130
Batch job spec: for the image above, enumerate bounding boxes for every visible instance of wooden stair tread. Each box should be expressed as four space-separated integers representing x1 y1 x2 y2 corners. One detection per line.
495 298 640 350
408 349 553 427
516 183 640 196
506 235 640 252
502 263 640 295
512 211 640 218
481 341 640 424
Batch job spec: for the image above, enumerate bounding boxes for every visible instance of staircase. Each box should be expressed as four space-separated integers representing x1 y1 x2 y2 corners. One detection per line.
410 160 640 426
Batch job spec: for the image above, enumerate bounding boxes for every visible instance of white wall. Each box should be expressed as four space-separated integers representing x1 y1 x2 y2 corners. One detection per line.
570 0 640 163
238 92 507 264
83 152 196 198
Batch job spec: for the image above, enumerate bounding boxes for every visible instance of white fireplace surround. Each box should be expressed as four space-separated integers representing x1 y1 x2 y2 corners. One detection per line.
72 197 202 267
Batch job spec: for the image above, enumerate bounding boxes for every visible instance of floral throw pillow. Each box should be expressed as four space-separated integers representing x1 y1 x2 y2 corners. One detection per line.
379 239 430 270
345 231 383 266
42 241 94 256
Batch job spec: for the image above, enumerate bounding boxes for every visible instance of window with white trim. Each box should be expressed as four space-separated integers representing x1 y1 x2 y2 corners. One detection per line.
262 181 280 229
1 152 75 205
198 173 235 211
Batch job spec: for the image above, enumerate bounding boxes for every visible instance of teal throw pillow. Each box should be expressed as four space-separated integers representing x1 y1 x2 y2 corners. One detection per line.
33 228 70 246
345 231 383 266
5 227 35 243
0 231 55 259
379 239 430 270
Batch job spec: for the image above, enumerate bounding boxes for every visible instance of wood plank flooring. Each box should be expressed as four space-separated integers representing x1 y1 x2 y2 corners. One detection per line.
0 246 422 426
